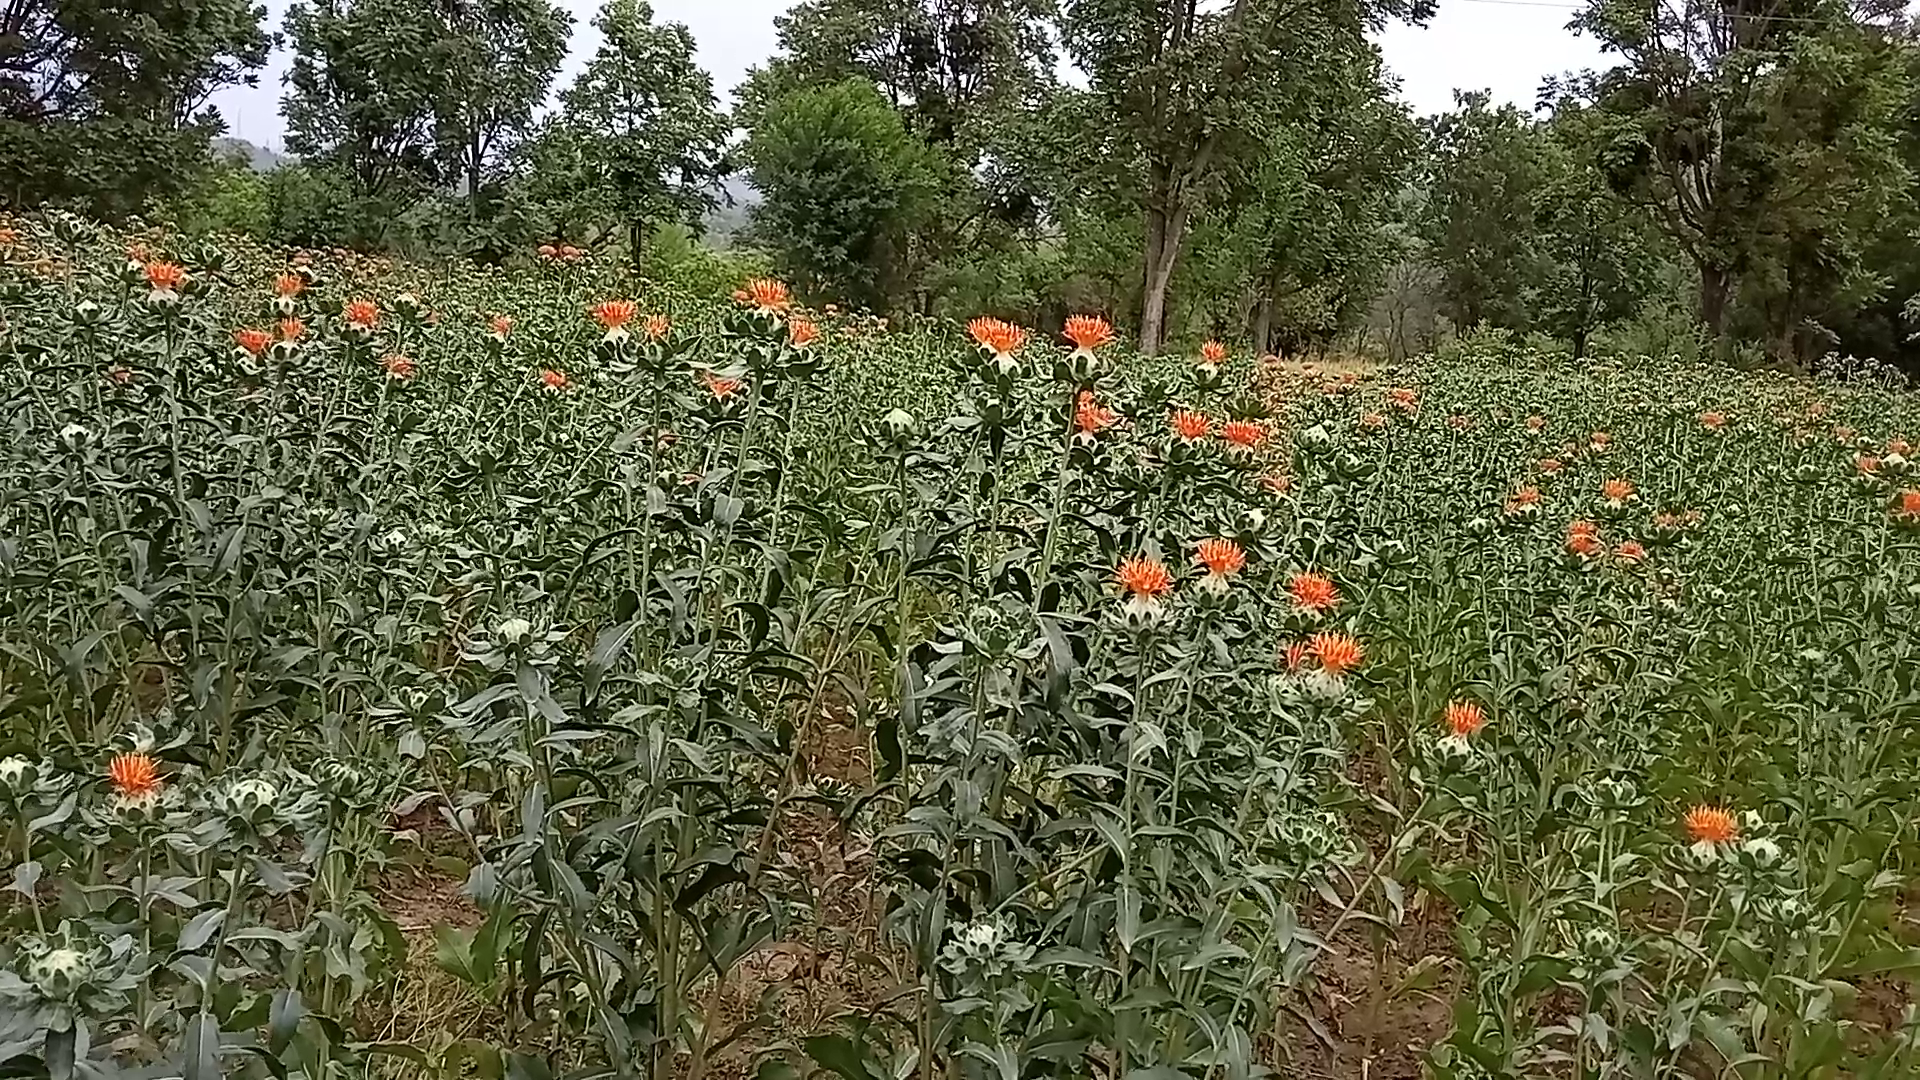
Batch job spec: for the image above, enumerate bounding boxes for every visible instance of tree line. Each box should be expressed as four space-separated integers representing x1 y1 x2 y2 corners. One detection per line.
4 0 1919 366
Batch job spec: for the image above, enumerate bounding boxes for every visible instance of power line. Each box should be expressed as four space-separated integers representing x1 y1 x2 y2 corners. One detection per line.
1446 0 1913 27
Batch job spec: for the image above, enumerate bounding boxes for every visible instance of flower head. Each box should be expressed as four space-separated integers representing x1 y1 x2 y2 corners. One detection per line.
144 261 186 293
382 354 417 381
1590 431 1612 451
278 316 306 341
1064 315 1114 353
489 314 514 339
1075 391 1118 436
233 328 272 356
273 272 304 298
1685 805 1738 852
1526 414 1546 431
540 369 569 391
1539 458 1564 474
701 371 744 400
107 753 162 799
743 278 792 314
1289 572 1339 614
645 314 670 342
1199 340 1227 365
1170 410 1211 442
1194 538 1245 578
1895 490 1920 522
789 316 820 348
969 317 1026 358
1222 419 1266 450
592 300 636 330
1359 412 1386 431
1856 454 1882 476
1309 631 1363 677
1282 641 1309 672
1260 471 1292 496
1116 555 1174 599
1600 478 1636 507
1444 700 1486 740
1566 520 1602 557
1700 411 1727 430
1615 539 1646 564
1387 387 1418 413
343 299 378 330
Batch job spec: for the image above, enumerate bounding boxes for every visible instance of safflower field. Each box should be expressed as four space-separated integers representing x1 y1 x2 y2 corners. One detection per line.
3 214 1920 1080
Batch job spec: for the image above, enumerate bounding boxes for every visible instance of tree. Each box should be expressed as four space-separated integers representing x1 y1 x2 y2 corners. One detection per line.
283 0 458 208
437 0 571 205
1060 0 1433 353
1574 0 1910 351
1419 91 1551 333
744 79 943 307
0 0 271 215
541 0 731 261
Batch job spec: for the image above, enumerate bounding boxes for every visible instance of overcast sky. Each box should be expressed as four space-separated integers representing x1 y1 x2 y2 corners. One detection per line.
210 0 1609 152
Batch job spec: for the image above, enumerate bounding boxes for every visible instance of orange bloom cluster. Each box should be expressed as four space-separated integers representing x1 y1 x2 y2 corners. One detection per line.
742 278 792 313
1222 419 1265 449
541 369 569 390
108 753 162 798
273 272 304 298
1170 410 1211 441
344 299 379 329
1539 458 1564 474
1289 572 1339 613
1359 412 1386 431
1199 340 1227 364
278 317 306 341
1897 490 1920 522
1309 631 1363 677
1387 388 1418 412
592 300 636 329
1856 455 1882 476
490 314 514 338
1566 520 1603 557
1600 478 1635 504
382 354 417 380
702 371 744 400
1115 555 1173 598
537 243 584 262
233 328 272 356
1526 414 1546 431
789 317 820 348
645 314 670 342
1064 315 1114 352
1503 486 1541 516
1075 391 1117 435
1685 805 1737 846
1700 411 1727 430
1615 540 1647 564
144 261 186 292
1444 701 1486 739
1195 538 1245 578
968 317 1026 356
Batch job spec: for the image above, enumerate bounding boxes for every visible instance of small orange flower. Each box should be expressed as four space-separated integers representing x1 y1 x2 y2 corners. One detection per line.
1199 340 1227 365
1170 410 1211 441
1526 414 1545 431
1309 631 1363 677
541 369 569 390
1684 805 1738 847
1896 490 1920 521
233 328 272 356
1601 478 1635 504
701 371 744 400
1387 387 1418 412
343 299 378 329
1615 540 1647 564
1700 411 1726 430
273 272 304 298
538 244 557 259
1359 412 1386 431
1566 520 1603 557
744 278 792 313
1260 472 1293 496
1448 413 1472 430
1590 431 1612 450
1444 701 1486 739
592 300 636 329
1076 391 1118 435
1834 425 1857 443
144 261 186 292
1064 314 1114 352
1195 538 1245 578
969 317 1026 356
645 314 670 341
1289 572 1340 613
489 314 513 338
1222 419 1265 449
1540 458 1564 474
382 354 416 380
789 316 820 347
1115 555 1173 598
107 753 162 798
1282 641 1309 672
278 317 306 341
1889 437 1911 456
1856 455 1882 475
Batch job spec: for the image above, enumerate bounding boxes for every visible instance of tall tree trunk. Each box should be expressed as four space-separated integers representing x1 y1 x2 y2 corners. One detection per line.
1251 292 1273 357
1699 264 1732 342
1139 195 1190 355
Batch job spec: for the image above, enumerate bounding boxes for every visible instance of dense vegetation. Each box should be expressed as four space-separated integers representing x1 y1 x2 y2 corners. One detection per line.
9 0 1920 368
3 215 1920 1079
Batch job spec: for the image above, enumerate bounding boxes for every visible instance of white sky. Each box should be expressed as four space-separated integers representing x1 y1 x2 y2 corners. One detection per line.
210 0 1609 152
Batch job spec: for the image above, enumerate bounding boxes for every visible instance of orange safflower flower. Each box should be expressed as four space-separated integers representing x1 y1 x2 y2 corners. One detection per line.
541 369 569 390
382 354 417 380
489 314 513 338
969 317 1026 356
1075 391 1117 435
789 316 820 347
1309 631 1363 677
1260 472 1293 496
701 371 744 400
1684 805 1738 847
1856 455 1882 475
645 314 670 342
1540 458 1564 474
1896 490 1920 521
278 317 306 341
1615 540 1647 564
233 328 272 356
1282 641 1309 672
144 261 186 292
1195 538 1246 578
592 300 636 329
1601 478 1635 504
1289 572 1339 613
1889 437 1911 456
1170 410 1211 441
744 278 792 313
1064 314 1114 352
1444 701 1486 739
1590 431 1612 450
273 272 304 298
538 244 557 259
1222 419 1265 449
1566 520 1603 557
1387 387 1417 412
1700 411 1726 430
108 753 162 798
1834 425 1857 443
343 299 378 329
1199 340 1227 364
1115 555 1173 598
1526 414 1545 431
1359 412 1386 431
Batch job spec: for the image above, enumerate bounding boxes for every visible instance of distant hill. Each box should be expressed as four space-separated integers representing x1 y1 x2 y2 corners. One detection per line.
703 174 760 246
212 137 290 173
